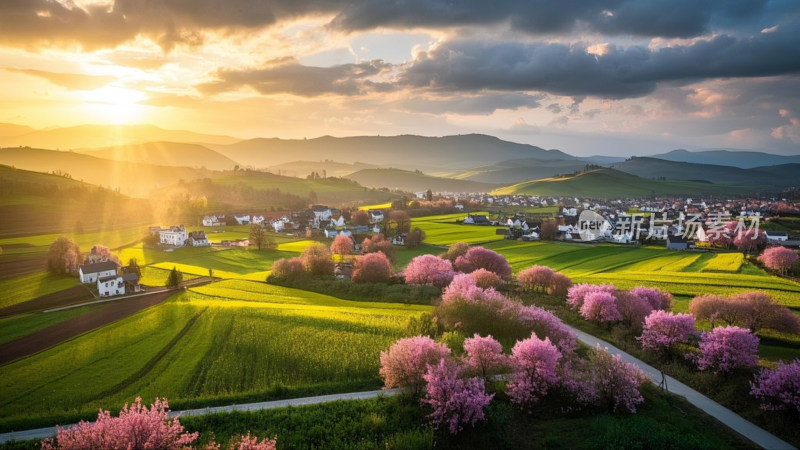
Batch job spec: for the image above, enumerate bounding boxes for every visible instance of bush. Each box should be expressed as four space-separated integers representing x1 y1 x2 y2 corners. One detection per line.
507 334 562 408
421 359 493 434
696 326 759 373
301 243 335 276
404 254 455 288
269 257 305 281
750 359 800 413
352 252 393 283
469 268 503 289
379 336 451 395
518 265 554 292
453 247 513 280
362 233 395 261
638 311 696 353
440 242 470 263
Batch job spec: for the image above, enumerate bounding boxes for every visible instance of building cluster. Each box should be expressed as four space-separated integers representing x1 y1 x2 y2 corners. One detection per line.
78 261 140 298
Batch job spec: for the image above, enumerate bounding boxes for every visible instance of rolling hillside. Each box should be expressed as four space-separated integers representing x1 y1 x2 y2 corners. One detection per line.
438 158 593 184
78 142 238 170
0 124 241 150
492 168 772 198
266 160 378 178
611 157 799 187
649 149 800 169
210 134 577 170
345 168 497 193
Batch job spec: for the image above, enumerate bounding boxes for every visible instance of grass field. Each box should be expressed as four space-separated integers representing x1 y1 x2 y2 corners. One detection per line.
412 212 506 246
0 280 430 430
0 305 103 345
0 225 148 257
0 273 77 309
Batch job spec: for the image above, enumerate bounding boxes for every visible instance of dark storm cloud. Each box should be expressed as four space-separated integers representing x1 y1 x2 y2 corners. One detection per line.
197 58 393 96
5 68 116 90
0 0 788 50
401 26 800 98
397 93 543 115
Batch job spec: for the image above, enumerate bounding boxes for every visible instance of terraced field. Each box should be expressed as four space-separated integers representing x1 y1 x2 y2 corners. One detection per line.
0 280 430 430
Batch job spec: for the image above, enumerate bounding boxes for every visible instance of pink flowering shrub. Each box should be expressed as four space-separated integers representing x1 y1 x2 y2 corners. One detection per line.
696 326 759 373
548 273 573 298
270 257 305 280
462 334 508 378
40 397 197 450
379 336 451 395
518 265 554 292
689 292 799 334
454 247 513 280
518 305 578 353
421 359 494 434
507 334 562 407
638 311 696 353
615 291 653 329
567 283 616 309
630 286 673 311
227 433 277 450
750 359 800 413
580 291 622 323
469 268 503 289
689 294 735 328
759 246 799 275
590 347 646 413
351 251 393 283
404 254 456 288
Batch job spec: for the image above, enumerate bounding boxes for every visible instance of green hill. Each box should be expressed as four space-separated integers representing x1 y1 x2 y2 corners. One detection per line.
266 160 378 178
345 168 497 193
492 168 773 198
611 157 799 187
77 142 239 170
438 158 592 184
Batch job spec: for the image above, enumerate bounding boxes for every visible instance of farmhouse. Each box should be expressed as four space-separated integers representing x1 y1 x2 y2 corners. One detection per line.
79 261 118 284
97 275 124 297
188 231 210 246
368 209 384 223
234 214 251 225
765 230 789 242
666 235 690 250
311 205 333 221
202 215 222 226
159 225 187 246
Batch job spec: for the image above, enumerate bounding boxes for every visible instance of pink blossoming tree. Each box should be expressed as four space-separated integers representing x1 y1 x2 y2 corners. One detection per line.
469 268 503 289
589 347 646 413
454 246 513 280
518 265 554 292
507 334 562 407
750 359 800 413
462 334 508 379
421 359 494 434
759 246 798 275
630 286 673 311
379 336 451 395
567 283 616 309
404 254 455 288
638 311 696 353
580 291 622 323
351 251 393 283
696 326 759 373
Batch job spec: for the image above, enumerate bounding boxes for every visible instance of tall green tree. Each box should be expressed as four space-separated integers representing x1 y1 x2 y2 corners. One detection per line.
167 266 183 288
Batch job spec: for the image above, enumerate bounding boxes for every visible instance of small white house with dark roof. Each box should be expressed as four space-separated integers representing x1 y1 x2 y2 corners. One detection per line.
188 231 210 247
79 261 118 284
98 275 124 297
159 225 187 246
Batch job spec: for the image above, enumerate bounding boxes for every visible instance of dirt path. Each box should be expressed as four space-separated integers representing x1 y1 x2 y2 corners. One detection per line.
0 290 176 365
0 285 94 318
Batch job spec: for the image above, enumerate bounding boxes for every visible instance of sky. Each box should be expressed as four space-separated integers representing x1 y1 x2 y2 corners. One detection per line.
1 0 799 157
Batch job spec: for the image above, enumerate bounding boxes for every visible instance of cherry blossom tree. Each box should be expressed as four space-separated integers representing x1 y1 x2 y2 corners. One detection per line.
567 283 616 309
379 336 451 395
352 252 393 283
469 268 503 289
759 246 798 276
362 233 395 261
421 359 493 434
270 257 305 281
351 209 370 226
47 236 81 275
518 265 554 292
548 273 573 298
330 234 354 259
589 347 646 413
750 359 800 413
580 291 622 323
404 254 455 288
439 241 470 263
630 286 673 311
462 334 508 379
615 291 654 330
518 305 578 354
507 334 562 407
732 291 800 334
300 243 334 276
688 294 739 328
696 326 759 373
638 311 696 353
454 246 513 280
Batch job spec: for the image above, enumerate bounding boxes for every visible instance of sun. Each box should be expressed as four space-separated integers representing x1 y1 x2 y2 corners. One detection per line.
79 86 148 124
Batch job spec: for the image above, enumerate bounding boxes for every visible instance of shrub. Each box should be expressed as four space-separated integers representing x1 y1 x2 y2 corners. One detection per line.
731 291 800 334
270 257 305 281
454 247 513 280
580 291 621 323
759 246 798 275
638 311 696 353
362 233 395 261
440 242 470 263
688 294 739 328
421 359 493 434
404 254 455 288
379 336 451 395
590 347 646 413
301 243 335 276
548 273 573 298
630 286 673 311
462 334 508 379
507 334 562 408
615 291 653 330
518 305 578 353
567 283 616 309
469 268 503 289
405 227 426 247
352 252 393 283
750 359 800 413
696 326 759 373
518 265 554 292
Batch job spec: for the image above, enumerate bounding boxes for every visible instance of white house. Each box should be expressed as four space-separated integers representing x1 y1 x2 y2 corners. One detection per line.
766 231 789 242
98 275 125 297
234 215 251 225
331 215 346 228
562 207 578 216
202 215 221 227
272 220 285 232
159 225 187 246
311 205 332 222
79 261 118 284
368 210 384 223
188 231 210 247
251 215 265 225
324 229 340 238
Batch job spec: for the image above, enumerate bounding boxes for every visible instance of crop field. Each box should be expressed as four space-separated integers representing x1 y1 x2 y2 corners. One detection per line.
412 212 505 245
0 280 430 429
0 225 148 257
357 202 392 210
0 272 77 309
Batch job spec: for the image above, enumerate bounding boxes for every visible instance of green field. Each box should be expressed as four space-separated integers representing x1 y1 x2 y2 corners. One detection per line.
412 212 505 246
0 225 148 257
0 273 78 309
0 280 430 430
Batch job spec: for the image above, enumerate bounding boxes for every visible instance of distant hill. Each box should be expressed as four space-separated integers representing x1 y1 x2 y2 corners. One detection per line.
649 149 800 169
266 160 378 178
0 123 35 138
211 134 577 170
438 158 592 184
345 168 497 193
492 168 772 198
0 147 211 197
78 142 238 170
0 164 151 236
0 124 241 150
611 157 799 187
